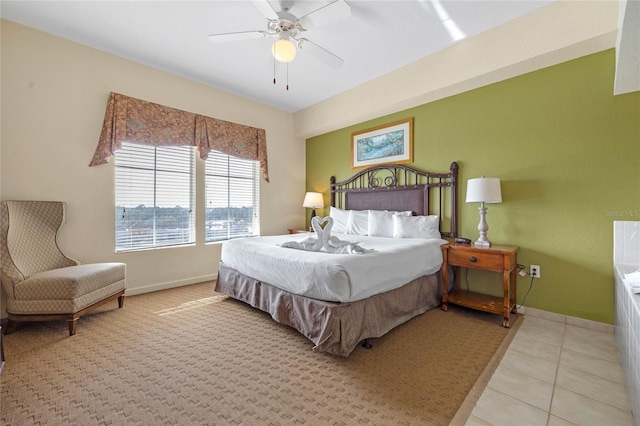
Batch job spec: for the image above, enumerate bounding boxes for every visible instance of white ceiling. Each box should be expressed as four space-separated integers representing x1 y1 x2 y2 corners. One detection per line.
0 0 556 113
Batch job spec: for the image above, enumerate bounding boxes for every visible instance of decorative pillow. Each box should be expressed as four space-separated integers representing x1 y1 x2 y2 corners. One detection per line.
329 207 350 234
368 210 397 237
346 210 369 235
393 215 441 239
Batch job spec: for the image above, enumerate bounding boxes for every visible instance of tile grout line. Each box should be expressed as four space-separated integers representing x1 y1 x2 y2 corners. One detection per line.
550 323 633 424
477 317 559 424
560 324 632 414
545 318 566 426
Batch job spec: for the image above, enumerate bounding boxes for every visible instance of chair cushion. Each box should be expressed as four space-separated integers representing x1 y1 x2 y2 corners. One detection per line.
14 263 126 301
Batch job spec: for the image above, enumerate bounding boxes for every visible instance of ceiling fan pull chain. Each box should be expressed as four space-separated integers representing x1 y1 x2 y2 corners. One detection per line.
286 63 289 91
273 54 276 85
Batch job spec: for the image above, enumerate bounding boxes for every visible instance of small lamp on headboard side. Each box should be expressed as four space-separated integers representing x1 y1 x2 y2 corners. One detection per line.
303 192 325 227
466 177 502 248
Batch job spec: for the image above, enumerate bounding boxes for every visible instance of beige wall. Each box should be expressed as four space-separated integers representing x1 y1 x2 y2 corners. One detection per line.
0 20 305 312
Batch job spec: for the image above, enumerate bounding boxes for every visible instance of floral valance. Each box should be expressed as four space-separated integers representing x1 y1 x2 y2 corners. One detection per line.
89 92 269 182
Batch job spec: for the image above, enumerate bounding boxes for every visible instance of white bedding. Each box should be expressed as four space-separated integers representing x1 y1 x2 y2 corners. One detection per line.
220 233 447 303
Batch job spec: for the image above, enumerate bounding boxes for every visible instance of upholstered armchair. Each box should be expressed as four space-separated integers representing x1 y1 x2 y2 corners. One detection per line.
0 201 126 335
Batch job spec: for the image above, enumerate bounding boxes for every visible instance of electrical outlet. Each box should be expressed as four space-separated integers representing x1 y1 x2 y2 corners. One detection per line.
530 265 541 279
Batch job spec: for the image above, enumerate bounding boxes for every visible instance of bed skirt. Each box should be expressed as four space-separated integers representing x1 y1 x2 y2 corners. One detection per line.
215 262 442 357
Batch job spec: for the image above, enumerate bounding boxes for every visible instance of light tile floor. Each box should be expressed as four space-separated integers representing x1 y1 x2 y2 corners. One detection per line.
465 316 635 426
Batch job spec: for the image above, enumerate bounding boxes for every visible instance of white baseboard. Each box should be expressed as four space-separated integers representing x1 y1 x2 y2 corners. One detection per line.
124 274 218 297
520 306 614 334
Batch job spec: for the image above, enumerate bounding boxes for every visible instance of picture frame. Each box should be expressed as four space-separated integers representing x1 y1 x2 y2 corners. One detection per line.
351 118 413 169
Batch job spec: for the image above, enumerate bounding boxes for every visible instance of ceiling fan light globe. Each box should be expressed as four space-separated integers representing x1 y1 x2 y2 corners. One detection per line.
272 39 296 63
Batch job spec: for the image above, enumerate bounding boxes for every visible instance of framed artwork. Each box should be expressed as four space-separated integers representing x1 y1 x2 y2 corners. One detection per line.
351 118 413 169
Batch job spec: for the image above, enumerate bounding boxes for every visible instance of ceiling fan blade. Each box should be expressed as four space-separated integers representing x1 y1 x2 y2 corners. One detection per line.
297 0 351 29
297 38 343 69
253 0 279 20
208 31 269 43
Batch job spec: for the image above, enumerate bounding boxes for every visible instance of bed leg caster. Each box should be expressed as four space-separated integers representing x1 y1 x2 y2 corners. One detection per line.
361 339 372 349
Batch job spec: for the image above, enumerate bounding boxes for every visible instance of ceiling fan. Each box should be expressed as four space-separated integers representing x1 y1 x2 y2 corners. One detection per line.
208 0 351 69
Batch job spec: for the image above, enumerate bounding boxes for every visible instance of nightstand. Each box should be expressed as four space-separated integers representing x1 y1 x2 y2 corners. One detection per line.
288 228 312 234
441 243 519 327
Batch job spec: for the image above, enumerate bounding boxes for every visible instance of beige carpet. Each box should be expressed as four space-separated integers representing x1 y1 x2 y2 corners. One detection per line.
0 281 517 425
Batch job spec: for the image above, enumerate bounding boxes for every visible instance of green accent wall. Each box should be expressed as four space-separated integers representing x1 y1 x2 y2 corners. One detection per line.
306 49 640 324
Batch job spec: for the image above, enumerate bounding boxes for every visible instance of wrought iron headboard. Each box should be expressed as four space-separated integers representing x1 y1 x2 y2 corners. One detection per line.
330 162 458 238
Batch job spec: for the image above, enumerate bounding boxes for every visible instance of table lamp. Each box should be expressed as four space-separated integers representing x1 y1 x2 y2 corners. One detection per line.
466 177 502 248
303 192 324 227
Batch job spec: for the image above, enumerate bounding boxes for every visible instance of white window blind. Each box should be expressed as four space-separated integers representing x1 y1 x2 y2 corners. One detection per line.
115 143 195 251
205 151 260 242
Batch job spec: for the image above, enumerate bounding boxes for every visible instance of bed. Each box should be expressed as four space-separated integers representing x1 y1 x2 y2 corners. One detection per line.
215 162 459 356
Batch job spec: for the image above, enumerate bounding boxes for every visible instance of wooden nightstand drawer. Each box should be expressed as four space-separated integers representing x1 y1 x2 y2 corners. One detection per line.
447 248 503 271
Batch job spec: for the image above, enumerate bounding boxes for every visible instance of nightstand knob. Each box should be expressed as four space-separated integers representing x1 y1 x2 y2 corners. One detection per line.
469 256 477 263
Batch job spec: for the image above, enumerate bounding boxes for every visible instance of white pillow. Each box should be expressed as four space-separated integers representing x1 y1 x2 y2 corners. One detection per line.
393 215 441 239
368 210 397 237
346 210 369 235
329 207 350 234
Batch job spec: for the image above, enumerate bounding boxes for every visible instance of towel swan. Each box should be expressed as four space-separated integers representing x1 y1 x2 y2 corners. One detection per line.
279 218 323 251
314 216 357 253
280 216 373 254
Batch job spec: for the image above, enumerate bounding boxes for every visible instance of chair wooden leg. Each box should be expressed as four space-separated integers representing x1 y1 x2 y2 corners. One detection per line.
68 319 78 336
4 319 16 335
7 290 124 336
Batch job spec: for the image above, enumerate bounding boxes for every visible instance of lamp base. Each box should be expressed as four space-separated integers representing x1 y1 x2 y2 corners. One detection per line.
474 240 491 249
309 208 316 230
474 203 492 249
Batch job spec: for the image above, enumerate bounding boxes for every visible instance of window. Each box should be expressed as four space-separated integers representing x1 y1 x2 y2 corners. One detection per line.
205 151 260 242
115 143 195 251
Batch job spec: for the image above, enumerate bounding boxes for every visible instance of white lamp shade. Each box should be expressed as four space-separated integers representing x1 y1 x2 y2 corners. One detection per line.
466 177 502 204
303 192 324 209
272 39 297 63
